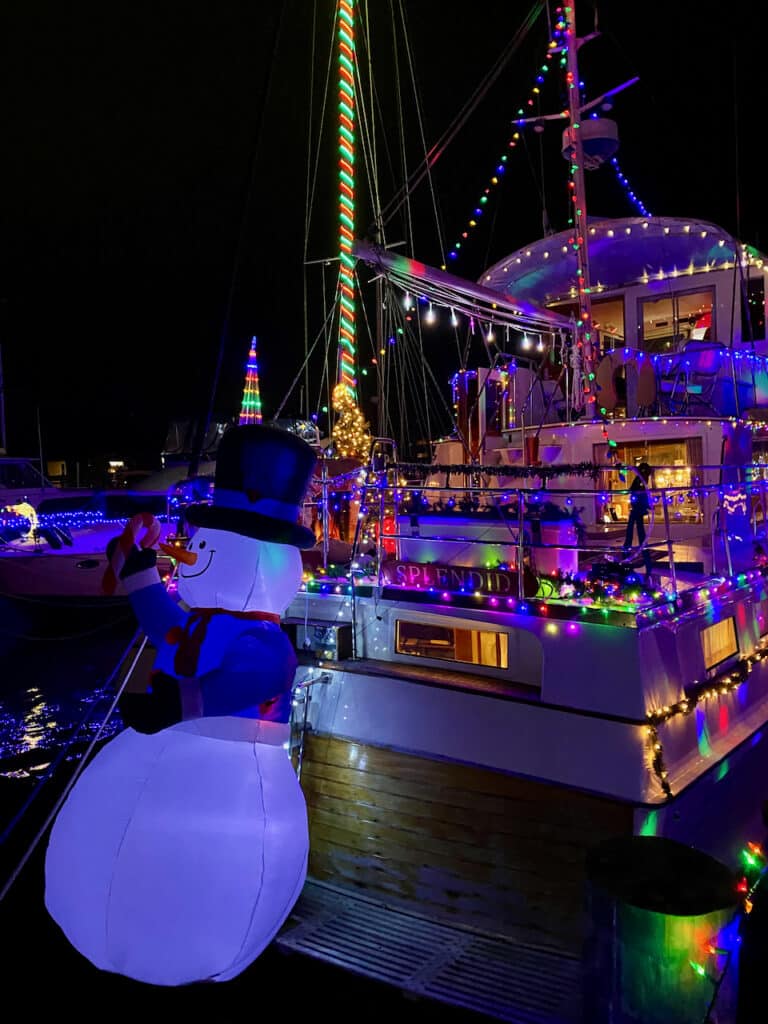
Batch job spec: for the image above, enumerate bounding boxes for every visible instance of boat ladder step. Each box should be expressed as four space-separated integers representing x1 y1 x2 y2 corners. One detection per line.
275 879 582 1023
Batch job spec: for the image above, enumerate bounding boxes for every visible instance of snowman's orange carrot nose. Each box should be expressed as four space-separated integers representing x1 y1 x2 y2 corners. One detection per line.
158 543 198 566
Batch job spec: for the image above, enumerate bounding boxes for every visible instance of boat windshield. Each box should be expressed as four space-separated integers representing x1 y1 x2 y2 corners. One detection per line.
36 490 169 518
0 459 50 490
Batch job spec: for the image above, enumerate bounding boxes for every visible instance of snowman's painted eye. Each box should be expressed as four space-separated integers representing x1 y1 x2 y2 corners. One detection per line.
198 540 207 549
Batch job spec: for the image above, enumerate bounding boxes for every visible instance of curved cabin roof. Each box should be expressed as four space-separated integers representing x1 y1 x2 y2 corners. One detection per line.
480 216 767 307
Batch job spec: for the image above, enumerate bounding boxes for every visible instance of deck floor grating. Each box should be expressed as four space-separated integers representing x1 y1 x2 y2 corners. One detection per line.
276 880 582 1023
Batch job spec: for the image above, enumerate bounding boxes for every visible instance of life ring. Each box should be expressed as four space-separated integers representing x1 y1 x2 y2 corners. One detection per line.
595 347 656 414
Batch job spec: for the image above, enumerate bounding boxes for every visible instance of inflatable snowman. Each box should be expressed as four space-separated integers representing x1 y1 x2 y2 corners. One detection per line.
44 424 318 986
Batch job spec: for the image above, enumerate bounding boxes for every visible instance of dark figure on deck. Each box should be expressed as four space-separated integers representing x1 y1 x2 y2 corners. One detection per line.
622 462 653 575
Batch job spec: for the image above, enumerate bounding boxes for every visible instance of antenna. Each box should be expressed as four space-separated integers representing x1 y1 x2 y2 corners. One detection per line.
513 1 639 418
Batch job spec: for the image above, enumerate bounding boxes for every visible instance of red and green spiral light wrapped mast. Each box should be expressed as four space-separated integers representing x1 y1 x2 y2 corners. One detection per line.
332 0 369 459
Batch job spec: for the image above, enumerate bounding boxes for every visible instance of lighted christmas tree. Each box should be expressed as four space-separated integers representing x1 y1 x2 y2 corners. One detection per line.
332 382 369 458
239 336 263 425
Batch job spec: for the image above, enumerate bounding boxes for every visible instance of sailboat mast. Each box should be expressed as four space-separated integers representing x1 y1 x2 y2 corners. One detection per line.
331 0 370 459
562 2 596 415
336 0 358 402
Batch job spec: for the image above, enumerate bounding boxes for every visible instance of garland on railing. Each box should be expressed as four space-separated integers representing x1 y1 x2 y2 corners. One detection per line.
389 461 602 481
396 493 584 521
540 567 661 604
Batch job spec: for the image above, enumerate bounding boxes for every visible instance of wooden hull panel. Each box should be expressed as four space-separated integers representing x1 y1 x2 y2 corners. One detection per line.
300 734 633 954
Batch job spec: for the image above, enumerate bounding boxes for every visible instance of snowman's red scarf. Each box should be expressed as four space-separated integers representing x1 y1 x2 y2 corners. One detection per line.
165 608 281 678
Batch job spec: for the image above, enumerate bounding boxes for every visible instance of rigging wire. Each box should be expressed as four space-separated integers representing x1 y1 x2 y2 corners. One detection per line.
301 1 339 424
384 2 434 448
380 0 545 227
303 1 322 420
518 130 553 238
0 547 190 899
271 299 338 423
317 260 336 429
388 2 415 260
285 1 550 453
393 0 447 270
0 625 146 854
188 4 287 476
0 632 150 903
356 4 386 246
290 0 521 453
382 282 458 444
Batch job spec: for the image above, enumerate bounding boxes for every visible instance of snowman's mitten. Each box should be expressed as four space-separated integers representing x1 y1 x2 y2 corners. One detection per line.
106 536 158 578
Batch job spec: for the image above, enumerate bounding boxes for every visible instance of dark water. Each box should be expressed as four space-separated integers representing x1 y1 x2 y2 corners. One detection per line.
0 597 487 1021
0 597 136 769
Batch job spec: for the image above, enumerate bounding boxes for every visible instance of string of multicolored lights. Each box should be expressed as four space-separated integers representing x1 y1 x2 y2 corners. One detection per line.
444 11 651 269
558 5 598 416
336 0 356 395
298 561 767 640
238 336 263 425
485 223 763 289
687 839 767 1017
609 155 651 218
443 20 562 268
448 346 768 427
295 445 768 622
646 629 768 798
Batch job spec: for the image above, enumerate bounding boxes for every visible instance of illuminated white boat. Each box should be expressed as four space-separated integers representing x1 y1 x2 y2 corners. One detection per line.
0 490 179 604
271 12 768 1020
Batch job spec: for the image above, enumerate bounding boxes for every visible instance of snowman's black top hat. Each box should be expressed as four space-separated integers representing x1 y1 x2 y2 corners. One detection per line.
185 423 317 549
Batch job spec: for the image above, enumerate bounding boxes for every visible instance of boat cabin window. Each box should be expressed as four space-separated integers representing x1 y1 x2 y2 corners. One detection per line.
593 437 704 524
638 289 715 353
0 460 47 490
591 297 626 348
395 620 508 670
701 618 738 676
549 296 625 347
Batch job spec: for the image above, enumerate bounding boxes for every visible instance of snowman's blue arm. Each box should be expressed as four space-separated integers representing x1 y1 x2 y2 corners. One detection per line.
196 627 298 722
126 581 188 649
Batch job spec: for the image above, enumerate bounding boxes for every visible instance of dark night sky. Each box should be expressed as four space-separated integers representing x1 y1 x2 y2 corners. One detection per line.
3 1 763 470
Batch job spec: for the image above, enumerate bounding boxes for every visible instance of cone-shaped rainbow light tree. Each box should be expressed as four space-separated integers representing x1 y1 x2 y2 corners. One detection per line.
331 0 369 459
239 336 263 425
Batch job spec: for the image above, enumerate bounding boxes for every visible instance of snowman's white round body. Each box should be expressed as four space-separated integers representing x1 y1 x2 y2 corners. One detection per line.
44 531 309 986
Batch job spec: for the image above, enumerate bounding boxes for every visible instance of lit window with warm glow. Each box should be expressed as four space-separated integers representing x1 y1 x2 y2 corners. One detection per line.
395 620 508 669
701 618 738 675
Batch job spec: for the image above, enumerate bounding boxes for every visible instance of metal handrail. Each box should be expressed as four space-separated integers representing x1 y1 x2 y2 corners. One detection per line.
305 462 766 605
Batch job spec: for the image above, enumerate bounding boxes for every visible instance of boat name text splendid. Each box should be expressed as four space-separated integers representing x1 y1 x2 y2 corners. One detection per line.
381 560 520 595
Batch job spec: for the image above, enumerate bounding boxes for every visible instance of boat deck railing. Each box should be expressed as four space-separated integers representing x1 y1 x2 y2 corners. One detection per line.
302 460 768 614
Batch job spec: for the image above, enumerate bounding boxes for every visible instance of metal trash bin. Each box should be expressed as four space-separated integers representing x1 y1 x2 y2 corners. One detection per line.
583 835 739 1024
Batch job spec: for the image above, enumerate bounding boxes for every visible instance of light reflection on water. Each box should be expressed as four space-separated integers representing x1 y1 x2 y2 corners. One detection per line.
0 684 122 766
21 687 48 749
0 600 135 772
